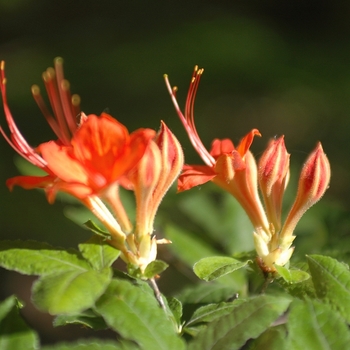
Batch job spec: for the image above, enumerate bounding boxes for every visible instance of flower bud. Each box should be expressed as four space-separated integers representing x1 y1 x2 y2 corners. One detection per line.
281 142 330 238
125 122 184 239
145 122 184 234
131 140 162 239
150 121 184 215
258 136 290 232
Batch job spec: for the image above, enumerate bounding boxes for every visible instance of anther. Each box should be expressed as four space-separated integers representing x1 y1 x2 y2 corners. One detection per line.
54 57 64 65
71 94 81 107
61 79 70 91
31 85 41 95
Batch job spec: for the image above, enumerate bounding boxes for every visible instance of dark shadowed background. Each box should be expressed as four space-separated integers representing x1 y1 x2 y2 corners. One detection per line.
1 0 350 343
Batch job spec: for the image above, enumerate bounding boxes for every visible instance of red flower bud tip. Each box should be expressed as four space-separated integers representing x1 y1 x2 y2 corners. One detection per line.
258 136 290 232
281 142 331 239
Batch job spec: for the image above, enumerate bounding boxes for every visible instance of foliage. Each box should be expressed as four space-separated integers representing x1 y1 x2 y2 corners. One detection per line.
0 183 350 349
0 28 349 346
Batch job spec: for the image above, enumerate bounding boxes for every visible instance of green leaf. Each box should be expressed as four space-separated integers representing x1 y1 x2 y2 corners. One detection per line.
277 262 316 299
53 309 108 330
248 325 288 350
177 282 239 304
287 299 350 349
185 300 245 328
184 325 207 337
0 296 39 350
41 339 138 350
143 260 169 279
275 265 310 284
83 220 111 238
79 235 120 270
166 297 183 329
193 256 250 281
188 294 291 350
0 240 90 275
32 267 112 314
307 254 350 322
95 279 185 350
164 224 219 267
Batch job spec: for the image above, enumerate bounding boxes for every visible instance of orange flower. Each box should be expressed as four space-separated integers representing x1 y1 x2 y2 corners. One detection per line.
164 67 268 232
1 59 153 202
1 58 184 276
165 67 331 272
0 59 153 247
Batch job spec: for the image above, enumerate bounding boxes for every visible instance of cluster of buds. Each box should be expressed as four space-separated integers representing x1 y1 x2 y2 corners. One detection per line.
0 58 183 276
255 139 330 272
164 67 331 272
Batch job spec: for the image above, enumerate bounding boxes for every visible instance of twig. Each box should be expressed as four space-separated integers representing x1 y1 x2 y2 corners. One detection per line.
149 277 167 312
260 275 274 294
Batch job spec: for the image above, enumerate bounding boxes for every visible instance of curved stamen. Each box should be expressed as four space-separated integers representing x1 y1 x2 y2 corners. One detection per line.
32 84 64 141
42 67 71 145
0 61 48 169
164 67 215 167
31 57 81 145
54 57 79 135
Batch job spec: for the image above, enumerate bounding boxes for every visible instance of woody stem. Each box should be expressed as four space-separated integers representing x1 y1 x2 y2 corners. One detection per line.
149 278 166 312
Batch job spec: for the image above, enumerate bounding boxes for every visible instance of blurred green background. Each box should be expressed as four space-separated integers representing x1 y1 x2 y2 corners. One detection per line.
1 0 350 343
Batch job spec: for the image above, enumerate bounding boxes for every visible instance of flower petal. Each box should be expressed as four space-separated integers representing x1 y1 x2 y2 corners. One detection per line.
209 138 235 159
236 129 261 157
6 175 55 191
39 141 93 186
177 165 216 192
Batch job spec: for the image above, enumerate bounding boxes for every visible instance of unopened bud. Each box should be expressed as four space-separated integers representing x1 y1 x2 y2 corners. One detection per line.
146 121 184 232
258 136 290 231
132 140 162 239
281 142 330 238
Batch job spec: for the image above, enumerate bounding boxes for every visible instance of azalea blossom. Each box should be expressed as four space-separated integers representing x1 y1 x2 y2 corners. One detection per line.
1 58 183 276
165 67 330 272
0 59 153 246
164 67 268 232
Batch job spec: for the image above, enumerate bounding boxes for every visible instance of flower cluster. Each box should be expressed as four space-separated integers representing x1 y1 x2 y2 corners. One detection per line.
0 58 183 276
0 58 331 277
164 67 331 272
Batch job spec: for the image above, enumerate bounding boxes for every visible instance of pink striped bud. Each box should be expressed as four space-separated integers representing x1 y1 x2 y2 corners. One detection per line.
258 136 290 232
281 142 330 239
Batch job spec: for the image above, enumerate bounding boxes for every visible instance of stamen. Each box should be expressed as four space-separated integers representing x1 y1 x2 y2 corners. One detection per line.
31 84 63 141
0 64 48 169
71 94 81 107
0 61 6 85
164 70 214 166
71 94 81 121
42 67 70 145
54 57 78 136
60 78 78 135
